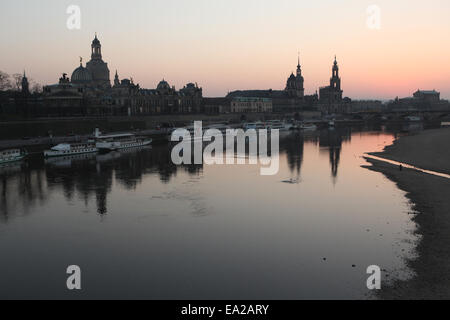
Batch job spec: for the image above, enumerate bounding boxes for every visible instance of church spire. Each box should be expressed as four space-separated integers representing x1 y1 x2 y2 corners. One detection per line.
296 53 302 77
21 70 29 94
330 55 341 90
332 55 339 76
114 70 120 86
91 33 102 60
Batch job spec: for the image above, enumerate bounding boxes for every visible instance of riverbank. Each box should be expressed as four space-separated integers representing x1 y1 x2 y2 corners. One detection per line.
363 127 450 299
0 111 331 140
370 127 450 175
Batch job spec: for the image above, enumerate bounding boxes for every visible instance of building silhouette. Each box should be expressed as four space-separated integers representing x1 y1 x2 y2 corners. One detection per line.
285 56 305 98
319 56 343 104
227 55 318 113
42 35 203 116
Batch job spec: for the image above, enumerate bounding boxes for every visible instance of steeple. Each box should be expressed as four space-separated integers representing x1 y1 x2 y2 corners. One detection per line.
330 56 341 90
91 33 102 60
285 54 304 99
21 70 29 94
86 34 111 88
332 55 339 78
114 70 120 86
296 53 302 76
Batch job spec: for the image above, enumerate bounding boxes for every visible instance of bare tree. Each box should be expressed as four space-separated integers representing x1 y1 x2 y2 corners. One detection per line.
12 73 23 91
31 82 42 94
0 71 12 91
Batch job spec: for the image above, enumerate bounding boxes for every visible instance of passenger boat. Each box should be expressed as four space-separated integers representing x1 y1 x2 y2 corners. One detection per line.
173 123 232 142
299 123 317 131
243 122 265 130
95 133 152 152
44 142 98 158
264 120 294 132
0 149 27 164
404 116 422 122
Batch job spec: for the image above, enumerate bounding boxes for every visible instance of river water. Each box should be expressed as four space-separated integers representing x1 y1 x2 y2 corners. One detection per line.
0 127 418 299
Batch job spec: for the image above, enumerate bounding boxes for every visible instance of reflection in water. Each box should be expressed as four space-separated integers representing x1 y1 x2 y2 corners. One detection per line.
280 133 304 181
0 146 204 218
319 128 350 183
0 126 419 299
0 128 379 219
0 162 49 222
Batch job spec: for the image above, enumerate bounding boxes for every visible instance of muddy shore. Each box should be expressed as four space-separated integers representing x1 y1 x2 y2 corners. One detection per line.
370 127 450 175
363 127 450 299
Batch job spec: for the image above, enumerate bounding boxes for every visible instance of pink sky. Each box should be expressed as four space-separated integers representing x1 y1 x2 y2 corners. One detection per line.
1 0 449 99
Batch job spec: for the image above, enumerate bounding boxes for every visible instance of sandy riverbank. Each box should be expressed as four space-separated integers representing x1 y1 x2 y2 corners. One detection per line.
370 127 450 175
363 127 450 299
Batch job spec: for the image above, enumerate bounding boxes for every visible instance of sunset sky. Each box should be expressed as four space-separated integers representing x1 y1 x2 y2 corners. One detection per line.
1 0 449 99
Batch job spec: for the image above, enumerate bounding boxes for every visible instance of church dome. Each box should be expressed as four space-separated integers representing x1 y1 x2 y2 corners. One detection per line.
71 64 92 84
157 80 170 91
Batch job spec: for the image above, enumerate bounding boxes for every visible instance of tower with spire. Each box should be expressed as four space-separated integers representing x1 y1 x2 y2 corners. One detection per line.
296 54 302 77
330 55 341 91
319 56 343 105
86 33 111 89
114 70 120 86
21 70 29 95
285 54 305 98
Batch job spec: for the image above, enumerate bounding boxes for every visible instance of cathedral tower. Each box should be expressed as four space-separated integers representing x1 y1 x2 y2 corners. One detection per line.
114 70 120 86
21 71 29 95
286 55 304 98
330 56 341 90
319 56 343 104
86 34 111 89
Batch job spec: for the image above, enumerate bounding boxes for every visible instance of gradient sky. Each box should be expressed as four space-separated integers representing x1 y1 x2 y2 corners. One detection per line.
1 0 449 99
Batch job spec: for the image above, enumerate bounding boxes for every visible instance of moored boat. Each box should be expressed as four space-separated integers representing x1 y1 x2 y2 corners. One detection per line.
264 120 294 132
243 122 265 130
299 123 317 131
44 142 98 158
95 133 152 152
0 149 27 164
404 116 422 122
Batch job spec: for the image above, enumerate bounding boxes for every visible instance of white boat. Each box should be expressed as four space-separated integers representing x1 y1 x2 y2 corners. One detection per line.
175 123 233 142
405 116 421 122
243 122 265 130
0 149 27 164
95 133 152 152
299 123 317 131
264 120 294 132
44 142 98 158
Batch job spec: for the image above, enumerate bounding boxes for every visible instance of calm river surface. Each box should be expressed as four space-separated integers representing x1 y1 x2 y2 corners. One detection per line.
0 127 418 299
